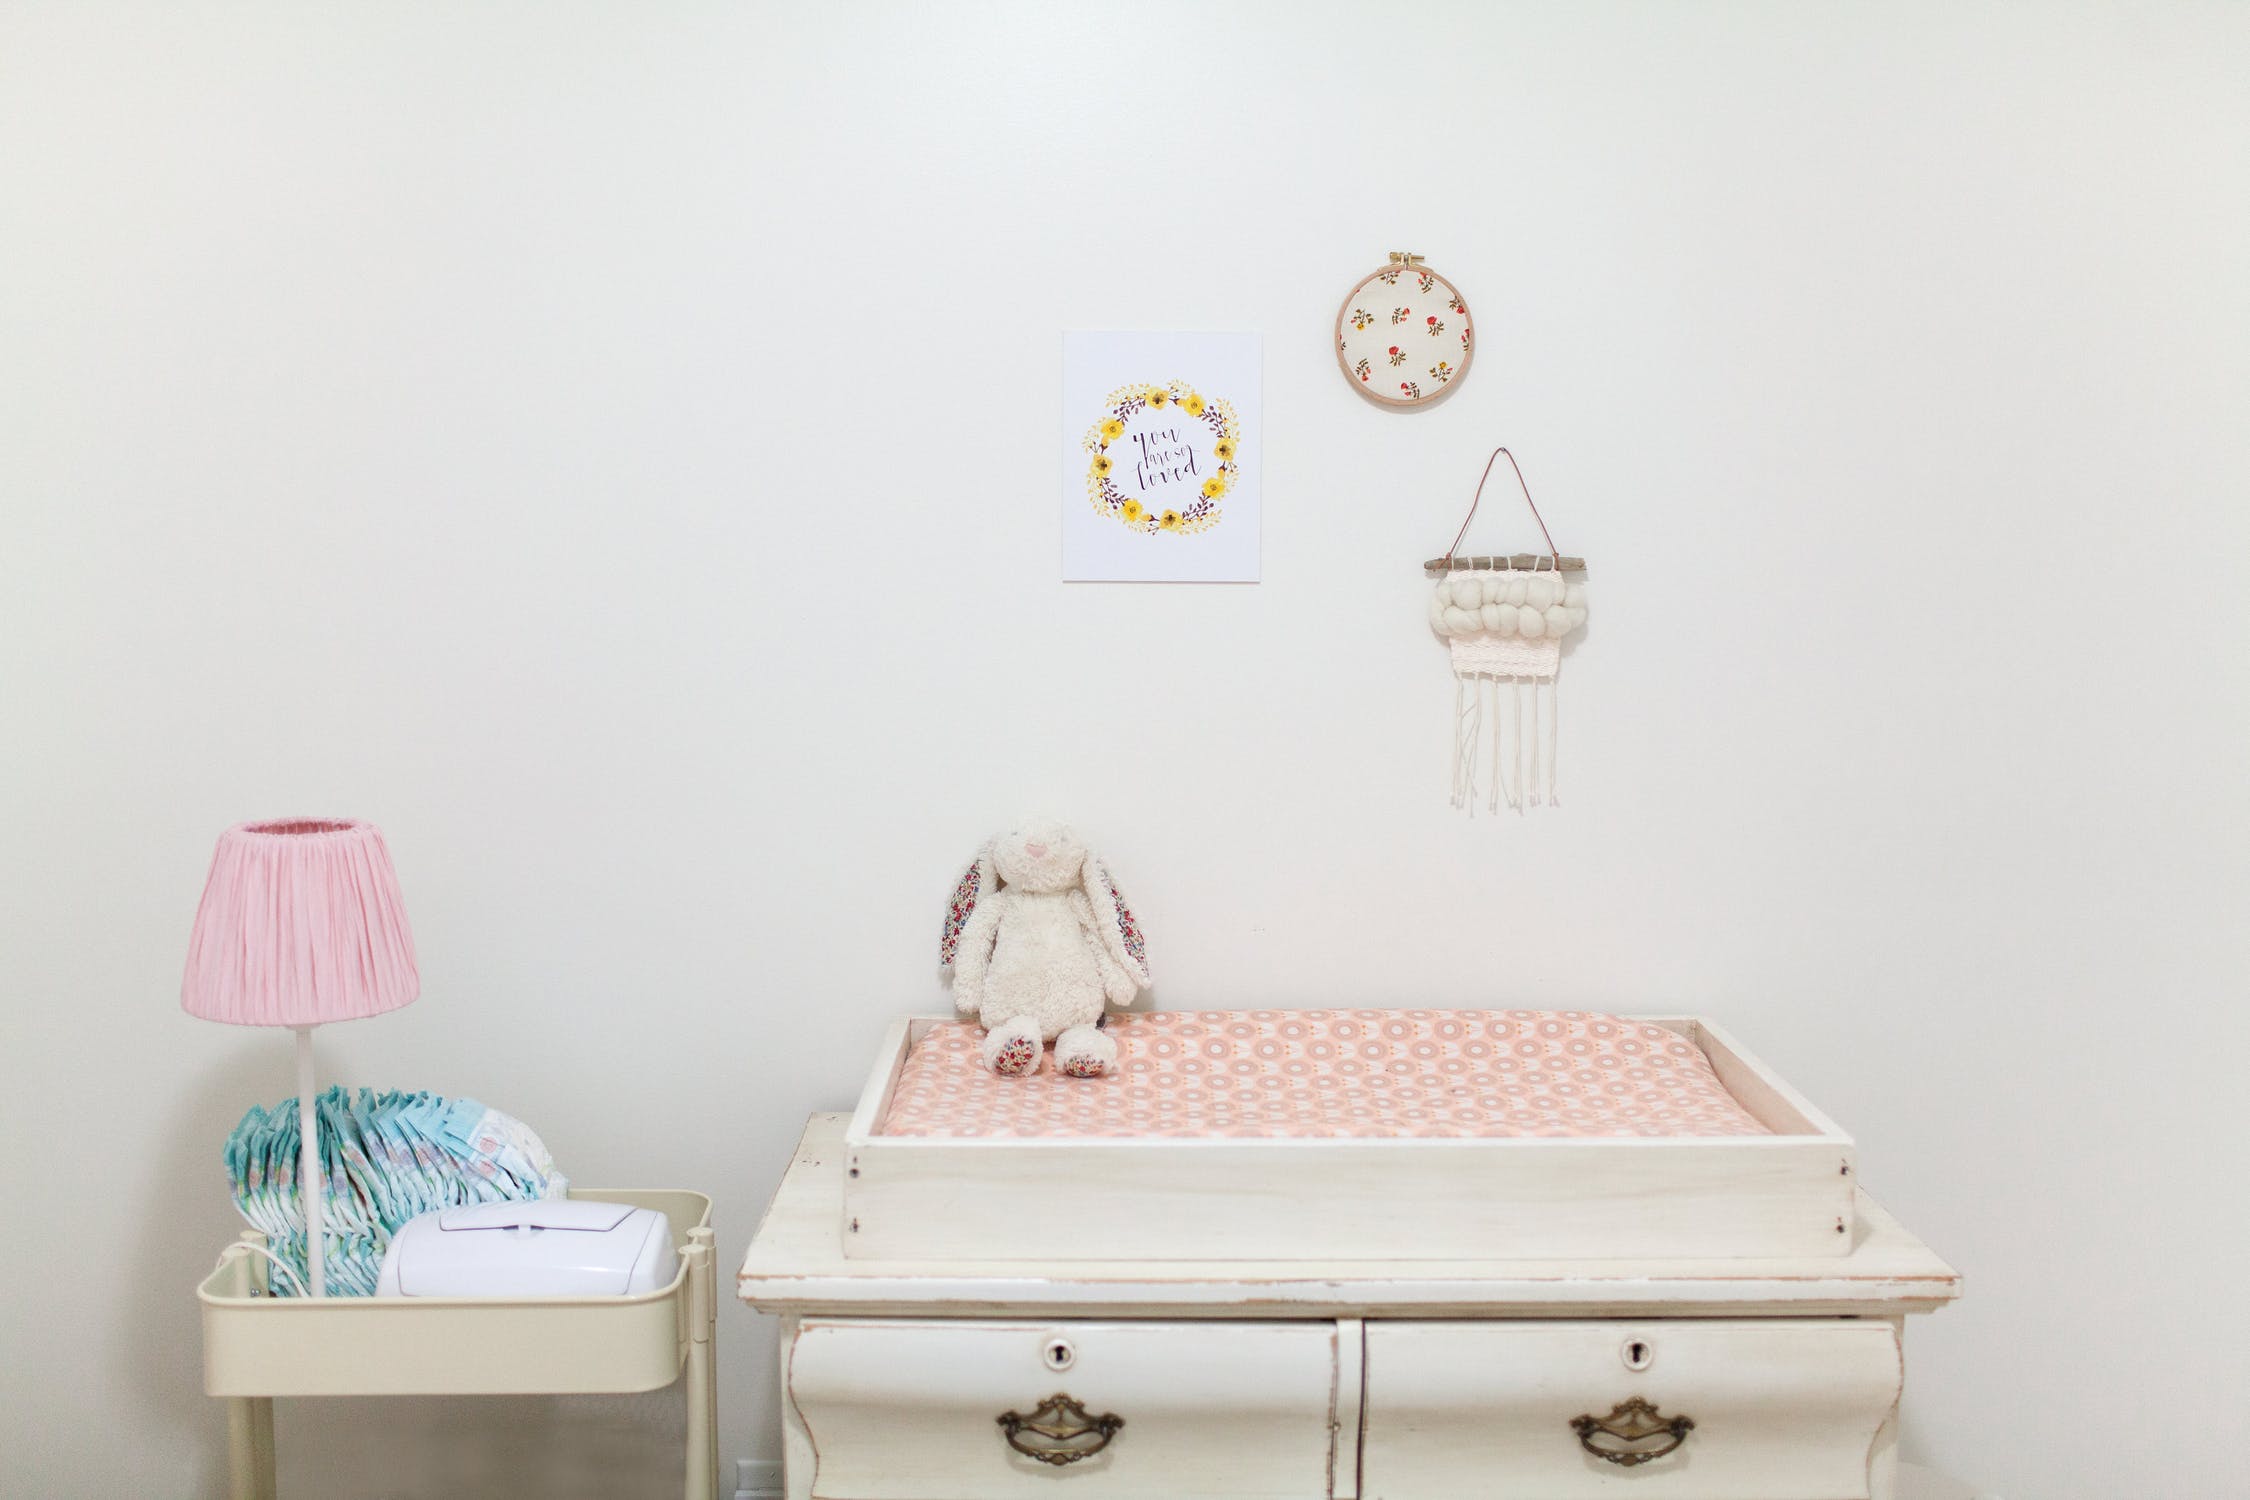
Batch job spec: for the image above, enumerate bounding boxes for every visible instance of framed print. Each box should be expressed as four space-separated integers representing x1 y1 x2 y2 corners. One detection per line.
1062 331 1261 582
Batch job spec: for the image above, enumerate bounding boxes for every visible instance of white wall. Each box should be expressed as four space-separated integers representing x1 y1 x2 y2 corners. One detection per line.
4 3 2245 1495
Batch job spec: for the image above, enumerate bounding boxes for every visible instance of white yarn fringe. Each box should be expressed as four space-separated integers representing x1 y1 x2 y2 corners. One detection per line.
1450 672 1559 816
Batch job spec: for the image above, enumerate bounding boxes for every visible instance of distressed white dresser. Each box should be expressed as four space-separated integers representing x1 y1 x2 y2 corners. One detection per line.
740 1114 1960 1500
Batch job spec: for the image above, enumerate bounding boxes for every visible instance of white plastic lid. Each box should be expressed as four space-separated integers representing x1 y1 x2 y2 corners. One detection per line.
436 1200 635 1233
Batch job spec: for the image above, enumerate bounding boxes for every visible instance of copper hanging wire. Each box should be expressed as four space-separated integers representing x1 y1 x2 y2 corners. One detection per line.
1426 446 1584 574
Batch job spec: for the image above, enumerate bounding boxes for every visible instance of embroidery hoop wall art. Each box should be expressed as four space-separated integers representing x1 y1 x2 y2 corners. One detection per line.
1061 331 1262 582
1336 252 1474 408
1426 447 1588 815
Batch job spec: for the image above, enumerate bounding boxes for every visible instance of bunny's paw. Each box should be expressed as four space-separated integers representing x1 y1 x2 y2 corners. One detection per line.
981 1017 1044 1077
1054 1023 1118 1080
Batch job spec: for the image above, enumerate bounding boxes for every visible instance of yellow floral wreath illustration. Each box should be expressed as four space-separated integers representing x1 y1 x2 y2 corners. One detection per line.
1083 380 1240 536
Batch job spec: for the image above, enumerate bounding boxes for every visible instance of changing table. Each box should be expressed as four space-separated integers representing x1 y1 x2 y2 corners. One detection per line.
741 1101 1961 1500
844 1012 1864 1263
198 1187 719 1500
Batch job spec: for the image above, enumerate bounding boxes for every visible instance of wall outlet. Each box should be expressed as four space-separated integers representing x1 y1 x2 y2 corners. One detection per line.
733 1457 782 1500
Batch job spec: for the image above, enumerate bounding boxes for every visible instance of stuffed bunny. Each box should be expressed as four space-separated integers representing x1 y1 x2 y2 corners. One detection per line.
939 821 1151 1077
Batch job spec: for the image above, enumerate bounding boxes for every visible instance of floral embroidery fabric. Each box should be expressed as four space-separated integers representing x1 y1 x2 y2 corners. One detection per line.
878 1009 1770 1139
1337 264 1473 406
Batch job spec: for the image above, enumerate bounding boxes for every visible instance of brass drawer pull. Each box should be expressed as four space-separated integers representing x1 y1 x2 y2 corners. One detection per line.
1570 1396 1694 1467
998 1392 1124 1466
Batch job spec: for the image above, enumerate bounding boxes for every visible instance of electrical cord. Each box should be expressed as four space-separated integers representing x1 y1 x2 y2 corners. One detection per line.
214 1241 310 1298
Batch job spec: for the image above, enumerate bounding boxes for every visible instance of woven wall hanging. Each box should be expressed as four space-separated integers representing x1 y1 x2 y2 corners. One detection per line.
1426 448 1587 814
1336 251 1474 408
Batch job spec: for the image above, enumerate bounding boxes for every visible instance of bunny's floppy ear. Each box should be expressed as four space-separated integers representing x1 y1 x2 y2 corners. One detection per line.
1080 852 1151 989
939 842 997 973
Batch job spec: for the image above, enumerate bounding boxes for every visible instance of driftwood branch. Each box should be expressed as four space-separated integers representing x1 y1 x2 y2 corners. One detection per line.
1423 553 1587 574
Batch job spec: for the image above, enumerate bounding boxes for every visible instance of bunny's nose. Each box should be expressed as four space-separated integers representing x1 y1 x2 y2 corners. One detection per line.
1023 842 1049 859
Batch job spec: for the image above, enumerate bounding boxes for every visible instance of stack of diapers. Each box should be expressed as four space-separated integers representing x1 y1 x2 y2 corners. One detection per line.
224 1087 568 1296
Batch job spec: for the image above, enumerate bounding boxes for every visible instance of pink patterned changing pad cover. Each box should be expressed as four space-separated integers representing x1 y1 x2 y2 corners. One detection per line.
877 1009 1771 1139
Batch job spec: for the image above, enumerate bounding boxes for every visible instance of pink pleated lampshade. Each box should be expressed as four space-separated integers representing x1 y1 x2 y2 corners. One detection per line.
181 818 420 1027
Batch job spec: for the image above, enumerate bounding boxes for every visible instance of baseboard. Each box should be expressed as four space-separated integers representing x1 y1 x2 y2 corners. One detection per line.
733 1457 782 1500
1898 1462 1999 1500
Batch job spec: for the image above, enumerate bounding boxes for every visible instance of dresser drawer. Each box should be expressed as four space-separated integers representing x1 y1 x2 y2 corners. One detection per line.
786 1318 1341 1499
1361 1319 1902 1500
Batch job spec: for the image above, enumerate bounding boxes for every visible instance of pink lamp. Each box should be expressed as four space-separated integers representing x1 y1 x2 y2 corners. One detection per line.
182 819 419 1297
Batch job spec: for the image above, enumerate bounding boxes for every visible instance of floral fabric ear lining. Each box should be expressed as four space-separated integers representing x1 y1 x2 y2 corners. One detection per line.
939 854 990 969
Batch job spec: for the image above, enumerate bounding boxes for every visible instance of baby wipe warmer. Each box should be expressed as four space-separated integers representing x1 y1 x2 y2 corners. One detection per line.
378 1199 677 1297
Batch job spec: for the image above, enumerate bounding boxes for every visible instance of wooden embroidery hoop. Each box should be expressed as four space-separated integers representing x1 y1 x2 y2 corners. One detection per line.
1335 251 1475 409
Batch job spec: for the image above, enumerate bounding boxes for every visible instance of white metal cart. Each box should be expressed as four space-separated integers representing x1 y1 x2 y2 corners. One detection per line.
197 1188 717 1500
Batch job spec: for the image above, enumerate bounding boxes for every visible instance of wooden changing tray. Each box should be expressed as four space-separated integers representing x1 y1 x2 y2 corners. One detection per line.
841 1017 1856 1262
